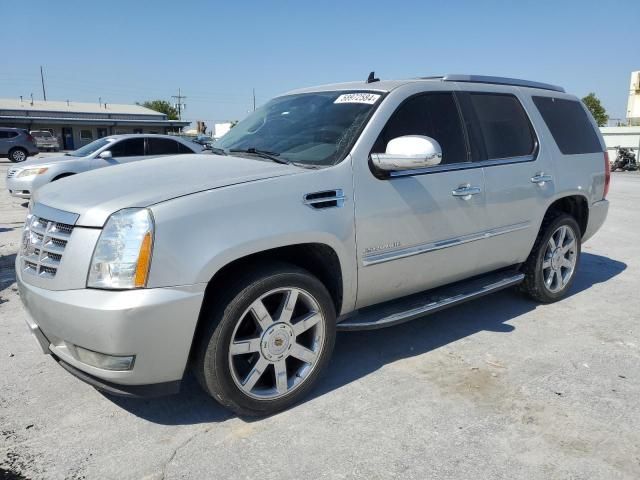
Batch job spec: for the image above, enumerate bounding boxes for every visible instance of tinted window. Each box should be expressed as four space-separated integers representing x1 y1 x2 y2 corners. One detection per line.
373 93 467 165
178 142 195 153
0 131 18 139
147 138 181 155
0 131 7 139
467 93 535 160
532 96 602 155
109 138 145 157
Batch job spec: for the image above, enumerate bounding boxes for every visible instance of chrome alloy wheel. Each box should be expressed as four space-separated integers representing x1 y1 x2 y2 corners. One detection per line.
228 287 326 400
542 225 577 293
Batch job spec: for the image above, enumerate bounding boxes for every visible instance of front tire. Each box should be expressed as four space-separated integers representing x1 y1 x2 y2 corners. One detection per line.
8 148 27 162
195 263 336 416
520 213 581 303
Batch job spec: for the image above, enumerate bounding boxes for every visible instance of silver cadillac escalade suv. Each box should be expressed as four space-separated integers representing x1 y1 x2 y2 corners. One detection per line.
17 74 610 415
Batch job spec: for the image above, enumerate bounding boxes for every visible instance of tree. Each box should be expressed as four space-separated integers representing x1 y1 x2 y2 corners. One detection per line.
138 100 179 120
581 93 608 127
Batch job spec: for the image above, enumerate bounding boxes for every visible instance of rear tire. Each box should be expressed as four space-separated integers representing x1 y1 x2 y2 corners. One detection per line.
519 212 581 303
194 263 336 416
8 148 27 162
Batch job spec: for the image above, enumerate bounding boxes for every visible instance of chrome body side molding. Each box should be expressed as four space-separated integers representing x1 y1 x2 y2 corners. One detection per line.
362 221 530 267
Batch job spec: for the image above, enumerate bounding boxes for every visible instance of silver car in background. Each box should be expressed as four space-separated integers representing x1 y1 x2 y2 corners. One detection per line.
6 134 202 198
30 130 60 151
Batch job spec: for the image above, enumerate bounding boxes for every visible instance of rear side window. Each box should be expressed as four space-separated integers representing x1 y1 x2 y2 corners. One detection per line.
147 138 182 155
0 131 18 139
466 93 535 160
373 92 468 165
109 138 145 157
532 96 602 155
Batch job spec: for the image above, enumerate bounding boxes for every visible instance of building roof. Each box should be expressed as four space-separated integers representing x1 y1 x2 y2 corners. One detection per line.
0 98 164 116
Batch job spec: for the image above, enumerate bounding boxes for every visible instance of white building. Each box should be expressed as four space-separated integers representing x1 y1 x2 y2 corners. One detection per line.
627 71 640 125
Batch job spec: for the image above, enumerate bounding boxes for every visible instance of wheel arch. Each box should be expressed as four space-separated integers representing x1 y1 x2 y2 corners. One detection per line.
188 242 344 362
52 172 75 182
544 194 589 237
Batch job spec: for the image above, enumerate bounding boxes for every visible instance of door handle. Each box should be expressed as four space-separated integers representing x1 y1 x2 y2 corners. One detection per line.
451 184 482 200
531 172 553 186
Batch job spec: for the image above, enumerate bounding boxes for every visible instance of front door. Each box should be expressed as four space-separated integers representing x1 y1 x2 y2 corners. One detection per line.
94 137 146 169
353 91 489 308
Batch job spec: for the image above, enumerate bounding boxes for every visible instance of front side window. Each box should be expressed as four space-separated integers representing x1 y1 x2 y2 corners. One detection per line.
109 138 145 157
215 91 383 166
147 138 181 155
68 137 113 157
532 96 602 155
372 92 468 165
465 93 536 160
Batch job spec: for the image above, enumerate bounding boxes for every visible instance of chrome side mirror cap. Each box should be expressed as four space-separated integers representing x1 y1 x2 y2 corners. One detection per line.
98 150 112 159
371 135 442 172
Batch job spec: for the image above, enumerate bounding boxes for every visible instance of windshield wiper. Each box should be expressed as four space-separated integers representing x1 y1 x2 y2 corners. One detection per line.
229 148 290 165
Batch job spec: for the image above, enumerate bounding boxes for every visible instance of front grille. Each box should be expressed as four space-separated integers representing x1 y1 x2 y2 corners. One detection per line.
7 168 19 179
20 214 74 278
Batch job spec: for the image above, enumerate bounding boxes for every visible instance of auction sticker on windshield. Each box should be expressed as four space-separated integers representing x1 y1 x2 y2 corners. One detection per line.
334 93 381 104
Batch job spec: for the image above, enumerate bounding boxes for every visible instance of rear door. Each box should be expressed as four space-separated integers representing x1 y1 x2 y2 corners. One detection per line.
456 86 555 268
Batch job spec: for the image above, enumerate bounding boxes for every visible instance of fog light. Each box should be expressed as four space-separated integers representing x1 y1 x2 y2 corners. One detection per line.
74 346 135 371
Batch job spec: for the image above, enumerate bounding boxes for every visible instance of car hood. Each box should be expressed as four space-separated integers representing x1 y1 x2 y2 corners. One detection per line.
34 154 302 227
16 155 78 168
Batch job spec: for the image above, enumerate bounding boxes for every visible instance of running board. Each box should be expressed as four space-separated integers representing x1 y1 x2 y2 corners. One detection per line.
336 270 524 331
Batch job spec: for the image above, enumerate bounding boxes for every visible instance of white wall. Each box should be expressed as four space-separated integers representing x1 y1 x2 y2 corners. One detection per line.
600 126 640 159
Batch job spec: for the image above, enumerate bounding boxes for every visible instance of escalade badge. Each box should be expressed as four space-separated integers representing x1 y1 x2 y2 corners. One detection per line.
364 242 401 254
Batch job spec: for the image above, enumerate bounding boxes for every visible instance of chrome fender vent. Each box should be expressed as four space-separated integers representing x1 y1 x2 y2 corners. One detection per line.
303 189 345 209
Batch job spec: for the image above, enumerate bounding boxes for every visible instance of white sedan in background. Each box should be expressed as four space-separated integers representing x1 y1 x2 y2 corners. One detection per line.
6 134 203 199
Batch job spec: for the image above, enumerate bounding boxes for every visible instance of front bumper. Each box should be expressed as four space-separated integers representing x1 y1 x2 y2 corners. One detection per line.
17 266 206 394
7 175 36 198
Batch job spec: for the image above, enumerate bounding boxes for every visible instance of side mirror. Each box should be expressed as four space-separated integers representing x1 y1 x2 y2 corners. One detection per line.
98 150 112 159
371 135 442 172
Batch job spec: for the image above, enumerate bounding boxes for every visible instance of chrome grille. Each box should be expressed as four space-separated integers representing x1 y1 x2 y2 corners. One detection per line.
21 214 74 278
7 168 19 179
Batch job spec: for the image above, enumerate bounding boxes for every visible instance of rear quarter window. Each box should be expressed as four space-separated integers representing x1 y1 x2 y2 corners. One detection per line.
532 96 602 155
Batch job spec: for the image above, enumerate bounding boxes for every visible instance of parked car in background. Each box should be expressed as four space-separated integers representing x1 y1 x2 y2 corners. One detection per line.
30 130 60 152
6 134 202 198
16 74 609 416
0 127 39 162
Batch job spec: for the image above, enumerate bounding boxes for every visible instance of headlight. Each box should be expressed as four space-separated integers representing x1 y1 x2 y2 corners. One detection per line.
17 167 48 178
87 208 154 289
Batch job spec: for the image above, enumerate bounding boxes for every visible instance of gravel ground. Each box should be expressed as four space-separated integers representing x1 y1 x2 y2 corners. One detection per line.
1 158 639 480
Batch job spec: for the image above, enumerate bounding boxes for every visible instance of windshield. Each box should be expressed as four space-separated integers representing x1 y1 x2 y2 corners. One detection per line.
214 91 383 166
68 138 113 157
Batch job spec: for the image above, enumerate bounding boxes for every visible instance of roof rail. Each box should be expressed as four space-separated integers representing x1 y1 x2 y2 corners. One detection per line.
440 74 565 93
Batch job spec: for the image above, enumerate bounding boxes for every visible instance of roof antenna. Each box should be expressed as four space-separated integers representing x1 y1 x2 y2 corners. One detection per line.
366 71 379 83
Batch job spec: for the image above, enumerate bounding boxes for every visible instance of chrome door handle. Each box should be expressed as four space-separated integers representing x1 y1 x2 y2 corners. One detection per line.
531 172 553 186
451 184 482 200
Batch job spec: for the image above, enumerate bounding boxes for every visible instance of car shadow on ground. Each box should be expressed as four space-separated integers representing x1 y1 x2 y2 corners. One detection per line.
102 252 627 425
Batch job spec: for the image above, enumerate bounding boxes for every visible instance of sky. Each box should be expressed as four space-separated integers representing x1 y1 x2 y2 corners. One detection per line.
2 0 639 128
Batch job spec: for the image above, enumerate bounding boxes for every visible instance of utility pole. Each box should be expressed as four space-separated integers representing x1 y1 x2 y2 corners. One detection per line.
171 88 187 120
252 88 256 111
40 66 47 101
